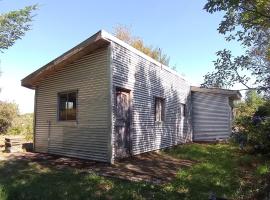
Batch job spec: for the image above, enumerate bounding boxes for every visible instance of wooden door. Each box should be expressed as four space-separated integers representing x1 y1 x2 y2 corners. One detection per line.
115 88 131 159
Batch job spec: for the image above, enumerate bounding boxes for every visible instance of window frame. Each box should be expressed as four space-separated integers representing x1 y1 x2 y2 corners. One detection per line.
154 97 165 122
180 103 186 118
57 90 78 121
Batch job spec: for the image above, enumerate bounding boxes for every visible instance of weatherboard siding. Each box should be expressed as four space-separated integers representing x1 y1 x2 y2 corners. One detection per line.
34 47 111 162
111 42 192 158
192 91 231 141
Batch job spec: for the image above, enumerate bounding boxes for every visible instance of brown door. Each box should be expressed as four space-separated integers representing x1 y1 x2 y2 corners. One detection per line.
115 88 131 159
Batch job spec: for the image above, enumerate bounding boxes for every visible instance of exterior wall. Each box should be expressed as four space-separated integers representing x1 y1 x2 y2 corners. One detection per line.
111 42 192 158
192 91 231 141
34 47 111 162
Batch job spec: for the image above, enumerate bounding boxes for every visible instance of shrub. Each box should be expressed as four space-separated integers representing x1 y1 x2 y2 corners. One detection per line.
8 113 33 141
249 103 270 153
0 101 19 134
233 91 270 153
255 101 270 119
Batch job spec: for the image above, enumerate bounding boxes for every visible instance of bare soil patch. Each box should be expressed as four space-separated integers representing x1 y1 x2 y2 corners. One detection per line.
0 150 195 184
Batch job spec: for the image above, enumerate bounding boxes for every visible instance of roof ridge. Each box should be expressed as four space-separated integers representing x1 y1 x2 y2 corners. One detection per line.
99 29 191 84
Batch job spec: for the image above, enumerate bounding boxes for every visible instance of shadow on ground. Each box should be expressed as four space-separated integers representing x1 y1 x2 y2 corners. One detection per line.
1 150 195 184
0 149 194 200
1 143 268 200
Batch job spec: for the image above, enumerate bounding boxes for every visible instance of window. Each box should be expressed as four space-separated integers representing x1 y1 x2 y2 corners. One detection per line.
180 103 186 117
155 97 165 122
58 91 77 121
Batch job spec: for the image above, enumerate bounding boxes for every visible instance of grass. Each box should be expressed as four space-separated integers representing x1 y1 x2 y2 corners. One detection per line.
0 159 177 200
0 143 269 200
163 143 269 199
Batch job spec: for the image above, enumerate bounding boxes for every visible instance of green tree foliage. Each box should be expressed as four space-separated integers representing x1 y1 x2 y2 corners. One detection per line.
202 0 270 95
8 113 33 140
0 4 37 91
234 91 270 153
113 25 170 66
0 101 19 134
0 101 33 140
255 100 270 118
248 103 270 153
237 90 265 116
0 4 38 52
235 91 265 131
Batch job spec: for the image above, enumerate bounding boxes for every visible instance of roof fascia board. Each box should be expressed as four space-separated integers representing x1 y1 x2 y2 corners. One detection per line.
191 86 242 99
21 31 108 88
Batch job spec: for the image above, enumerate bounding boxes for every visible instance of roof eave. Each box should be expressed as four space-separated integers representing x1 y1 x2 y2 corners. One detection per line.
191 86 242 100
21 30 110 89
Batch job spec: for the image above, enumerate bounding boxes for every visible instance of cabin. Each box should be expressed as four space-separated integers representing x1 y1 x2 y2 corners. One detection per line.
21 30 241 163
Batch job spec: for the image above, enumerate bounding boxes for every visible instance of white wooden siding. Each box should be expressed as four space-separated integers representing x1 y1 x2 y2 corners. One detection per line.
192 91 231 141
34 47 111 162
111 42 192 157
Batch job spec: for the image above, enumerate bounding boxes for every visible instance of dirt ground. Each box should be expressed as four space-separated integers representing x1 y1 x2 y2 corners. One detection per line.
0 135 6 152
0 150 195 184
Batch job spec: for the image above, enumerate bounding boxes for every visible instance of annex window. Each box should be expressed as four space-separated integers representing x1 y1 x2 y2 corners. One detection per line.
180 103 186 118
58 91 77 121
155 97 165 122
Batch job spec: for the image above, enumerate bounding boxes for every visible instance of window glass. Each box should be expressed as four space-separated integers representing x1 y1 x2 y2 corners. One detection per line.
155 97 165 122
181 103 186 117
58 91 77 121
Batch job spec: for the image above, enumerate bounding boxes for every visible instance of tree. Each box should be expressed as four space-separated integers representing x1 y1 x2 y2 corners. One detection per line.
8 113 33 140
233 91 269 152
0 101 19 134
0 4 37 92
0 4 38 52
235 90 265 119
113 25 170 66
201 0 270 95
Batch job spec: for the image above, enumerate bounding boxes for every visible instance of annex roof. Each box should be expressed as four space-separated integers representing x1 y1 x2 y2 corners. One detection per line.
191 86 242 100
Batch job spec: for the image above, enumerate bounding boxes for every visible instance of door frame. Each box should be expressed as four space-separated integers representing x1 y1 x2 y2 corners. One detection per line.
114 86 133 158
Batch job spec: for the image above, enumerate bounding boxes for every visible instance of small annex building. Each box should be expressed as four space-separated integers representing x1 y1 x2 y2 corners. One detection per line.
21 30 241 163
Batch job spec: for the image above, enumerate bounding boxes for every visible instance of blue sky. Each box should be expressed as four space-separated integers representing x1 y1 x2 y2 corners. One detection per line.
0 0 244 113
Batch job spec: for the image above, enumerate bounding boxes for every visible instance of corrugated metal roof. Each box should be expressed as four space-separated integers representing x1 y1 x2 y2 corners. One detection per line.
21 30 190 89
21 31 110 89
191 86 241 100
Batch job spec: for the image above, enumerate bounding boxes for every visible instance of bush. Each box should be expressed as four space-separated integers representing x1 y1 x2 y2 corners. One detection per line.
0 101 33 141
255 101 270 119
8 113 33 141
249 103 270 153
234 94 270 153
0 101 19 134
233 92 270 153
